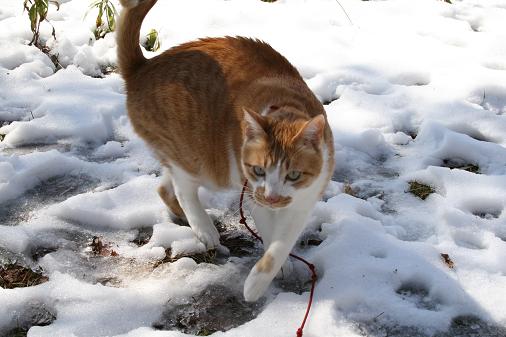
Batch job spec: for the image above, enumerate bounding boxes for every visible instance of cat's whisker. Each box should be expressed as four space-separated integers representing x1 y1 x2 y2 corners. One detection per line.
228 197 257 217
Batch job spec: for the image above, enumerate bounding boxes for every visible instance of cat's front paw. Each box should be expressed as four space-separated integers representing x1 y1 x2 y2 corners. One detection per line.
244 254 277 302
193 226 220 250
244 268 273 302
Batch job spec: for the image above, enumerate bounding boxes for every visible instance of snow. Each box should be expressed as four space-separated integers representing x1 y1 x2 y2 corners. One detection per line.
1 0 506 336
49 175 165 230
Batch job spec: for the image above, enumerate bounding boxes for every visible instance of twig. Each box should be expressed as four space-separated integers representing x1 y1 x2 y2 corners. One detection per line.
334 0 353 26
373 312 385 321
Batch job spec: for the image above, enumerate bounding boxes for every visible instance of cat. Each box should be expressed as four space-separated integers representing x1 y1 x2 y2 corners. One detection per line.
117 0 335 302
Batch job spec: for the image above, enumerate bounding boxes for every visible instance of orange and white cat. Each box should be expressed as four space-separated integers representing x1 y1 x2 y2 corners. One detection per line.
117 0 334 301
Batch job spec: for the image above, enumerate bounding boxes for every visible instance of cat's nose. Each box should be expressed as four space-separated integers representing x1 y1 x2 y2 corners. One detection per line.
265 194 281 204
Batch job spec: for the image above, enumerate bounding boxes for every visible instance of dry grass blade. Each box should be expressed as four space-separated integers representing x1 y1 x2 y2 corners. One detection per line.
343 182 356 196
0 264 49 289
408 181 435 200
153 248 217 268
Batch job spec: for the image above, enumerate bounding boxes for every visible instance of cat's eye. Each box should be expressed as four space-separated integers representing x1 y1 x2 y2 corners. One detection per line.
286 170 301 181
253 166 265 177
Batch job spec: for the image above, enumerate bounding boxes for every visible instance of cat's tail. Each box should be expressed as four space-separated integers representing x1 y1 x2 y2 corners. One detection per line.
116 0 158 79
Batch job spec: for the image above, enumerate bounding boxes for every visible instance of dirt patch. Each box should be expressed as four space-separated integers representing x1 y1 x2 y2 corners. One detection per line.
357 322 428 337
357 315 506 337
442 159 480 174
30 246 58 262
440 315 506 337
153 249 217 268
0 264 48 289
152 284 264 335
274 274 313 296
220 232 256 257
1 302 56 337
300 233 323 248
88 236 119 257
396 281 440 311
0 174 98 227
473 211 502 219
130 227 153 247
408 181 435 200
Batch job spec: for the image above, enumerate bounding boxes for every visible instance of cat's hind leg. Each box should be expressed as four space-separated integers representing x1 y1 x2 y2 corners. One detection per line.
170 166 221 250
158 167 188 225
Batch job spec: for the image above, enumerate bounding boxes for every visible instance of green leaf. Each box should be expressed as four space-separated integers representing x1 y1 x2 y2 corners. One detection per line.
109 2 118 16
105 5 115 31
36 0 48 22
23 0 31 12
49 0 60 10
96 5 103 28
144 28 160 52
29 5 38 32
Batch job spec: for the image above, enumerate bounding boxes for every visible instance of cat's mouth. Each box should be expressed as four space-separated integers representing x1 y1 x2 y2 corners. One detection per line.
253 188 292 209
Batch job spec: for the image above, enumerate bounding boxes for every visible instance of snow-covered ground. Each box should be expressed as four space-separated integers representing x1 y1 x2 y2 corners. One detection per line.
1 0 506 336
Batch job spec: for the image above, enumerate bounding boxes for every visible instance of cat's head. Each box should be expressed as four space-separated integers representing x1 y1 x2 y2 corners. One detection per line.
241 108 326 209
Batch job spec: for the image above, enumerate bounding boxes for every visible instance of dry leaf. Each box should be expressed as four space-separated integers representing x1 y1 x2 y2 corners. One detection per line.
441 253 455 269
90 236 119 257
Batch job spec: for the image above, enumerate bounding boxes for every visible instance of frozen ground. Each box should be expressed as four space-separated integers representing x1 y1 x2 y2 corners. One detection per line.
1 0 506 336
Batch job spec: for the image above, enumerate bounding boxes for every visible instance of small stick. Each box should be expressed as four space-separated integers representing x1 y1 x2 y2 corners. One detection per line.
334 0 354 26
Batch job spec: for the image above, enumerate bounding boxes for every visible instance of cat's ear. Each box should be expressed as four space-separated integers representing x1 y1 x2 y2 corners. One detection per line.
295 115 325 148
243 108 267 140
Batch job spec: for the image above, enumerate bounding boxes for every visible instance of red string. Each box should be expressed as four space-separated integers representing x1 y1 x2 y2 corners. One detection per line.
239 180 317 337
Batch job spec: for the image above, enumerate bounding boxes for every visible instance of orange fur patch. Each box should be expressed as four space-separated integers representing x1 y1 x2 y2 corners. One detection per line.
117 2 335 196
157 186 185 219
256 253 274 273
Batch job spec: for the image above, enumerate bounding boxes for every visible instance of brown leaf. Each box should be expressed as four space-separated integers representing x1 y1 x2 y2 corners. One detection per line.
343 183 355 196
441 253 455 269
90 236 119 257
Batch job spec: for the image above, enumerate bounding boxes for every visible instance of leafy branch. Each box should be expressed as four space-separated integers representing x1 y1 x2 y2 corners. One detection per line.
144 29 161 52
86 0 118 40
23 0 60 48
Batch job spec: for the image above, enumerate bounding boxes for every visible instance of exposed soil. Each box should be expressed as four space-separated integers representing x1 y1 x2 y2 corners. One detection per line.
0 302 56 337
0 264 48 289
152 284 264 335
0 174 98 227
409 181 435 200
357 315 506 337
442 159 480 174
